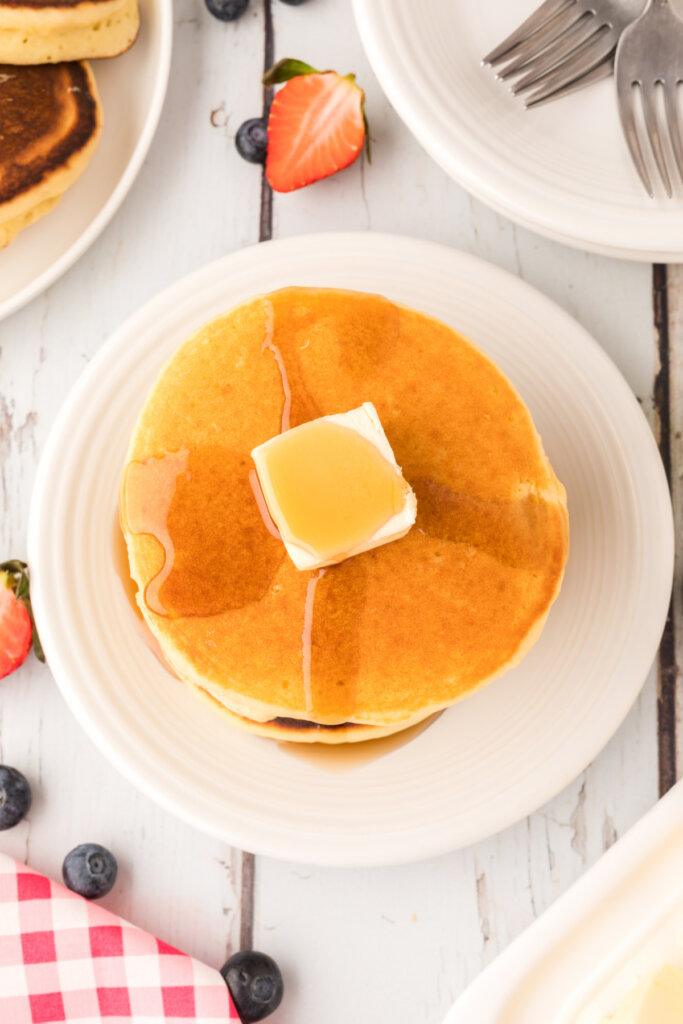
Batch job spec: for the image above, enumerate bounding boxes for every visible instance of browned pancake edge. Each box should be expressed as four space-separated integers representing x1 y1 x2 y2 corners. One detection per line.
0 62 99 206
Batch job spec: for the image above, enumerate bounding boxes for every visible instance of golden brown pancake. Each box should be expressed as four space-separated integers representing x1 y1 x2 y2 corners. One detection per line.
120 288 569 744
0 0 139 64
0 61 102 247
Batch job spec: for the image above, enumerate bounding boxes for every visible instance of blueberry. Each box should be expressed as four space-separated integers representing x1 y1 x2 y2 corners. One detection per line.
0 766 31 830
235 118 268 164
204 0 249 21
221 950 284 1023
62 844 117 899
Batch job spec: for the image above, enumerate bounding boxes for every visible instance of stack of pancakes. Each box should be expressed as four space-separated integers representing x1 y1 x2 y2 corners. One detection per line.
0 0 139 247
120 288 569 745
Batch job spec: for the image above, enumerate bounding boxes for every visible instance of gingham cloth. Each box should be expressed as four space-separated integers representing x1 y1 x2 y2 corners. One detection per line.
0 853 240 1023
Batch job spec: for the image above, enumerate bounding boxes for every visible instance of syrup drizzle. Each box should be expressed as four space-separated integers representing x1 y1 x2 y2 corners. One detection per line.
261 298 292 433
112 512 182 675
413 478 557 570
301 568 326 714
248 469 281 540
122 449 189 616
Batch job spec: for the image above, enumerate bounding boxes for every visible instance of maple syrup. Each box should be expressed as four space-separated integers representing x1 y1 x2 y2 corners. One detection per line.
413 477 554 570
261 300 292 433
248 469 281 540
278 714 441 773
111 513 177 673
260 296 320 431
111 509 144 621
120 447 285 618
302 568 326 714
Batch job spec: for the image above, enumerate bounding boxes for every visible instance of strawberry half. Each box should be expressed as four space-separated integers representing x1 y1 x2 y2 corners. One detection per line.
263 58 369 193
0 560 43 679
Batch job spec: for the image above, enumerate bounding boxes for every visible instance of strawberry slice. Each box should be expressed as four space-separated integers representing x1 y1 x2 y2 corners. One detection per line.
0 560 43 679
263 58 369 193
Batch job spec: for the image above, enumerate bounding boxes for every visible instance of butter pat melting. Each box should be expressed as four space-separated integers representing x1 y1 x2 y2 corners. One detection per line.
251 402 417 570
600 964 683 1023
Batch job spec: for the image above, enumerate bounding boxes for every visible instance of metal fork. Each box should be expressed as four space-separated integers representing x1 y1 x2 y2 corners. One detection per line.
615 0 683 196
484 0 644 108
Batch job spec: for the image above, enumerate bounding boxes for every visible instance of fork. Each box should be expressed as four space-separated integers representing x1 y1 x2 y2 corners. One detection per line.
484 0 644 108
615 0 683 196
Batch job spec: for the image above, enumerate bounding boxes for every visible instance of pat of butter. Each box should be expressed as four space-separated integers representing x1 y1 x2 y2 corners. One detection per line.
600 965 683 1023
251 402 417 571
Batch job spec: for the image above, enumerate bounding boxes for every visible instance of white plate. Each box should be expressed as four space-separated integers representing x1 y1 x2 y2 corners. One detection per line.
0 0 172 322
28 233 673 866
443 780 683 1023
353 0 683 261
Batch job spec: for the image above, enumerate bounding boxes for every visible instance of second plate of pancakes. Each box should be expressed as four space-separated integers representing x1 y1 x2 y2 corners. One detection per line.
0 0 172 321
28 233 673 866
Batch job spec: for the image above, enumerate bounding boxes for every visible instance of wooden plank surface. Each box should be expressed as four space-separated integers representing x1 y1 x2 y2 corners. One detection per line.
0 1 673 1022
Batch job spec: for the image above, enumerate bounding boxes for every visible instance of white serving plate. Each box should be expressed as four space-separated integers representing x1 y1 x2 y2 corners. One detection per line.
353 0 683 261
0 0 172 322
28 232 673 866
444 781 683 1023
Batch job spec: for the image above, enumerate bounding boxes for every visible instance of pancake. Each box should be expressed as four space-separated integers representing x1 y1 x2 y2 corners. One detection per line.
0 61 102 247
0 0 139 64
120 288 569 744
194 687 431 744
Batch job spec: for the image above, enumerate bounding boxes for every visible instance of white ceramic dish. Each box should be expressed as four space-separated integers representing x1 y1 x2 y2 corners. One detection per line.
443 780 683 1023
353 0 683 261
28 233 673 866
0 0 172 323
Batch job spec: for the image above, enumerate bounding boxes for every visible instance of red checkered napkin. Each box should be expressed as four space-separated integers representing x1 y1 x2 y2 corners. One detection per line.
0 853 240 1023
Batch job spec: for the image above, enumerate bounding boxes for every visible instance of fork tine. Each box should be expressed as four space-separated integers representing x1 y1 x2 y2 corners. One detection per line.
497 4 589 78
525 55 613 107
498 15 597 83
640 83 672 196
493 4 585 76
616 79 654 197
662 81 683 185
483 0 575 66
514 32 614 99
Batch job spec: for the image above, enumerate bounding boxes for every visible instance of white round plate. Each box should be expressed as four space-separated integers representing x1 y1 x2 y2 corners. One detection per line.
0 0 172 322
353 0 683 261
28 233 673 866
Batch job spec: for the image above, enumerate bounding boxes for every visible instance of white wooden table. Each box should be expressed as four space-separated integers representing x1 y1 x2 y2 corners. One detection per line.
0 1 679 1021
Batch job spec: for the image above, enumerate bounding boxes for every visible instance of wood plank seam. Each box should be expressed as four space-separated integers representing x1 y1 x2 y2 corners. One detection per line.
653 263 677 795
259 0 274 244
239 851 256 950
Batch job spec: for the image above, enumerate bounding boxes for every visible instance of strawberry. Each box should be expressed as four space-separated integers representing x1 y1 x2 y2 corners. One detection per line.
263 58 369 193
0 560 44 679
